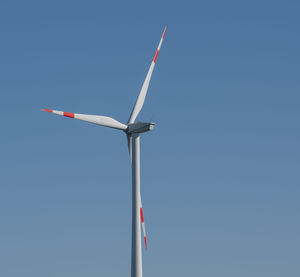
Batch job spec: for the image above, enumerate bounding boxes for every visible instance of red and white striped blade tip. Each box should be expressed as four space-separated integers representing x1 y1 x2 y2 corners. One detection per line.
162 26 167 38
42 109 52 113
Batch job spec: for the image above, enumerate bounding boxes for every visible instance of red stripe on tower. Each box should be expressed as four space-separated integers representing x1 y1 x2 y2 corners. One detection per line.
140 208 144 223
153 50 159 63
63 112 75 118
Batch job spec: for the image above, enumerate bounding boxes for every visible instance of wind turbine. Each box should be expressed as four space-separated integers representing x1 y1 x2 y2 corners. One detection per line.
42 27 166 277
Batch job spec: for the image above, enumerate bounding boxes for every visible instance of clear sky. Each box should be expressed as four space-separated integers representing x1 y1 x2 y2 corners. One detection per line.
0 1 299 276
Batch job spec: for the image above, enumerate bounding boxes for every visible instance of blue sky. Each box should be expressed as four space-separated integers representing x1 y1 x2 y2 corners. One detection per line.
0 0 299 276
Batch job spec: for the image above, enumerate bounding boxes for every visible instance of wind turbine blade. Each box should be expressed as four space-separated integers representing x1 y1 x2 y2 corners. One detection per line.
140 200 147 250
128 27 167 124
42 109 127 130
126 134 132 161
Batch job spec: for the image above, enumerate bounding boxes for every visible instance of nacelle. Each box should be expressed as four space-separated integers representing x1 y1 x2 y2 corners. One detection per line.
126 122 155 134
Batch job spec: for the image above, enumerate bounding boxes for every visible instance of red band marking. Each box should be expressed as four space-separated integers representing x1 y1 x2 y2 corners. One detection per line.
63 112 74 118
140 208 144 223
144 237 147 249
42 109 52 113
153 49 159 63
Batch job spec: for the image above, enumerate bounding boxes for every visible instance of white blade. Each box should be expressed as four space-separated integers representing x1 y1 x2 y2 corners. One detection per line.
128 27 167 124
127 134 132 160
140 199 147 250
42 109 127 130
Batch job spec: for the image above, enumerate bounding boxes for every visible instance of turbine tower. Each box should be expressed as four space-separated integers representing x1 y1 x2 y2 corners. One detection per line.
42 27 166 277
